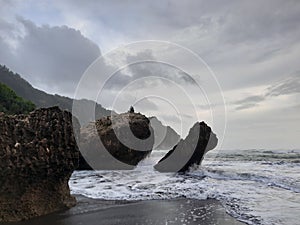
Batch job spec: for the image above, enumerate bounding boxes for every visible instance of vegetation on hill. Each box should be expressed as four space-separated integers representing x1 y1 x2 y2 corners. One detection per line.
0 65 181 145
0 65 111 124
0 82 35 114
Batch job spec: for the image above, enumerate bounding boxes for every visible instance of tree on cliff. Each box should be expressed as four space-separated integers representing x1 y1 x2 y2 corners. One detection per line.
0 82 35 114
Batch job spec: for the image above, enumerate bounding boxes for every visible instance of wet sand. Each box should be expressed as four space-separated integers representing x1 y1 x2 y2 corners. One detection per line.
2 195 246 225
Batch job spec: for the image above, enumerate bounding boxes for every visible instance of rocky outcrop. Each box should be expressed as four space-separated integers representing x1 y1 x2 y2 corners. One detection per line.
79 112 154 170
0 107 79 222
154 121 218 173
149 116 180 150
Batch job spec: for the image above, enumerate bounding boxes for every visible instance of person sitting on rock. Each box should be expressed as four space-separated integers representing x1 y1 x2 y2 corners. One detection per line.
129 106 134 113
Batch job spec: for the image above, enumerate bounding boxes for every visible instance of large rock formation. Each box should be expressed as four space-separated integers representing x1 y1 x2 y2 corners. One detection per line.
154 121 218 173
79 112 154 170
0 107 79 222
149 116 180 150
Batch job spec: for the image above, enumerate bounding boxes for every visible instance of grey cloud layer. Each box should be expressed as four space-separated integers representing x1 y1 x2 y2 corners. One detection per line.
267 73 300 97
0 0 300 149
234 73 300 110
103 50 195 90
0 17 100 95
1 1 300 94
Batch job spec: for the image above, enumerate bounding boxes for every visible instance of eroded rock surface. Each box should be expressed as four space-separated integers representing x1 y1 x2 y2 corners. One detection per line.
154 121 218 173
0 107 79 222
79 112 154 170
149 116 180 150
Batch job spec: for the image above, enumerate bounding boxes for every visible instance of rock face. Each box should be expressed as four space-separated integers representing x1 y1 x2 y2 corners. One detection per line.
154 121 218 173
149 116 180 150
0 107 79 222
79 112 154 170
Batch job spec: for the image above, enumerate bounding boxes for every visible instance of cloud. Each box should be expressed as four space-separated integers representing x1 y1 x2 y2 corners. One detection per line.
0 17 100 96
234 73 300 110
266 73 300 97
57 1 300 44
134 98 159 111
159 114 181 124
1 1 300 149
220 1 300 44
103 91 159 113
2 1 300 95
234 95 266 110
101 49 196 90
0 19 17 62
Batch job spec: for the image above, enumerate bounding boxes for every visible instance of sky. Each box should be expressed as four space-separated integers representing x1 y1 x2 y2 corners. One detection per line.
0 0 300 150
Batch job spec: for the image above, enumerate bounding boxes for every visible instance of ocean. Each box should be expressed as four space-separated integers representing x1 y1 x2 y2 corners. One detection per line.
69 149 300 225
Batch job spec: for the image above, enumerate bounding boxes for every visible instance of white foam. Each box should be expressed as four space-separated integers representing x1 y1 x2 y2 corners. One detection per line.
69 150 300 225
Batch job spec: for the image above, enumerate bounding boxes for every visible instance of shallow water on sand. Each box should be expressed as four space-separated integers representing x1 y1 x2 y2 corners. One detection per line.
70 149 300 225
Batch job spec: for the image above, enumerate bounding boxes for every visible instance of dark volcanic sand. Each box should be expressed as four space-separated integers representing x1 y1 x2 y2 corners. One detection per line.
2 195 245 225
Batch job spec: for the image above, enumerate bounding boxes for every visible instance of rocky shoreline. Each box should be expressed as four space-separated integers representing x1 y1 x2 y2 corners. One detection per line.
0 107 79 222
0 106 218 221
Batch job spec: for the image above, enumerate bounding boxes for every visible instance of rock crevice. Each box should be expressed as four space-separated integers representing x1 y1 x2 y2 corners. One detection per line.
0 107 79 222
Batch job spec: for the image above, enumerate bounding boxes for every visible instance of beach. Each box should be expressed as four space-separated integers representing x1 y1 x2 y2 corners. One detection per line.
68 150 300 224
2 195 245 225
1 150 299 224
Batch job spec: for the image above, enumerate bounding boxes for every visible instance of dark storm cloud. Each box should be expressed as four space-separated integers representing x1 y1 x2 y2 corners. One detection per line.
0 17 100 95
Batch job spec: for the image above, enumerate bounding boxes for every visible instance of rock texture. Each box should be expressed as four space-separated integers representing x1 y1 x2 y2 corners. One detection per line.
79 112 154 170
154 121 218 173
0 106 79 222
149 116 180 150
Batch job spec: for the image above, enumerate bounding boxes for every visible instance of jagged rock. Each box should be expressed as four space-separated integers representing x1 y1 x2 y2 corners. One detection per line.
0 107 79 222
149 116 180 150
79 112 154 170
154 121 218 173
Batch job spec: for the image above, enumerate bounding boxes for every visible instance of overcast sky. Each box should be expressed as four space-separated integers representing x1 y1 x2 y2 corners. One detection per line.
0 0 300 150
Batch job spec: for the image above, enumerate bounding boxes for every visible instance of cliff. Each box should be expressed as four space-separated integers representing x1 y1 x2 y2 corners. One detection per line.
0 107 79 221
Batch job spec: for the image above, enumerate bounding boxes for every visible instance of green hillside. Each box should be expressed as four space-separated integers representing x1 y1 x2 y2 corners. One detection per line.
0 65 111 124
0 82 35 114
